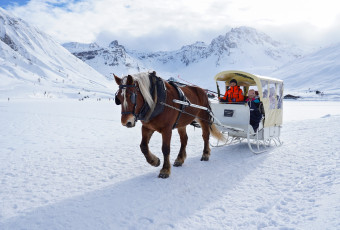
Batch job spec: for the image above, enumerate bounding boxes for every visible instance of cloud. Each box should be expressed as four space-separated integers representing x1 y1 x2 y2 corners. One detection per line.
258 11 340 50
5 0 340 51
321 13 340 47
95 26 231 52
6 0 235 50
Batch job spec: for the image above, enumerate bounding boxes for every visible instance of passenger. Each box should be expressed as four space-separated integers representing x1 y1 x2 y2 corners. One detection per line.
219 79 244 103
269 87 276 109
246 89 263 132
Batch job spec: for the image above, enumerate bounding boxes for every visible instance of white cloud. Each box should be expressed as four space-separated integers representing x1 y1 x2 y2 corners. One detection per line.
5 0 340 51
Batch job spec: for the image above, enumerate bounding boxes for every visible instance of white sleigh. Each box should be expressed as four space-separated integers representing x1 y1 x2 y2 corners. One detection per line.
209 70 283 154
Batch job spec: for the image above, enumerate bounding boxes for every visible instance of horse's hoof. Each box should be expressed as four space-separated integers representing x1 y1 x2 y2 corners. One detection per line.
173 161 183 167
158 173 169 179
150 158 160 167
200 156 209 161
155 158 161 167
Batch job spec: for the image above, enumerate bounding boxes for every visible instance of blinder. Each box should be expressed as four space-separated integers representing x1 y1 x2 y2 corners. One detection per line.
115 91 137 105
115 84 137 105
115 92 121 105
130 92 136 104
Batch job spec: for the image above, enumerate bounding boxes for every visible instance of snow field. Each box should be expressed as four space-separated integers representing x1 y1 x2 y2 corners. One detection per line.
0 99 339 229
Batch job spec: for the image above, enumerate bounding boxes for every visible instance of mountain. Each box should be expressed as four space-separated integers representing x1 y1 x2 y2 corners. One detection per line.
0 8 114 99
64 27 304 90
272 43 340 96
136 27 302 70
63 40 147 80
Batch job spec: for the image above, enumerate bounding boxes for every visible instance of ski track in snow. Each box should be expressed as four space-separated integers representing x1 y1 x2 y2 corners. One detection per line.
0 100 339 229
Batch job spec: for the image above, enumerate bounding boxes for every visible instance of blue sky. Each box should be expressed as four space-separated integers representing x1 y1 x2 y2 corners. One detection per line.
0 0 30 7
2 0 340 52
0 0 83 8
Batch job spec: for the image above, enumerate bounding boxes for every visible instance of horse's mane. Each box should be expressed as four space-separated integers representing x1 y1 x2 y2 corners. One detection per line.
122 72 155 109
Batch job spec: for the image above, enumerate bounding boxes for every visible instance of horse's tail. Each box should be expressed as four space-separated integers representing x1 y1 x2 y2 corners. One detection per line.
210 123 226 142
193 85 225 142
205 99 225 142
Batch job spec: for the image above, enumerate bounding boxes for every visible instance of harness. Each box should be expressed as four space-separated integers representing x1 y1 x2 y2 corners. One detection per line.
147 73 167 121
115 72 167 122
115 84 139 120
115 73 212 128
168 81 189 129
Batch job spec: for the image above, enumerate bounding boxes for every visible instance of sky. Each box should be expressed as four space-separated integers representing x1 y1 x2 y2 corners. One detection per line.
1 0 340 51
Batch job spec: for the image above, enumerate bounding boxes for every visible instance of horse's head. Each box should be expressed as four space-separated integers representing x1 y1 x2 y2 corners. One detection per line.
114 74 145 128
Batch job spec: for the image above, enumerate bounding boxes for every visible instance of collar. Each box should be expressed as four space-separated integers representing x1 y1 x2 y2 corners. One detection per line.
137 73 166 122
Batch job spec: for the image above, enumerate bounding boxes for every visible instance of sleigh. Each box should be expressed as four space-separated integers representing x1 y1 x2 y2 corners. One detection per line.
208 70 283 153
174 70 284 154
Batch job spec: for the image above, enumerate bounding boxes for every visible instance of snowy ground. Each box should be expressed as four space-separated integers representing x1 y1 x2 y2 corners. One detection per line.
0 99 339 229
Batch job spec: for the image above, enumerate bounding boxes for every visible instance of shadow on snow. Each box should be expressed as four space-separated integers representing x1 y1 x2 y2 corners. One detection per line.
0 143 269 230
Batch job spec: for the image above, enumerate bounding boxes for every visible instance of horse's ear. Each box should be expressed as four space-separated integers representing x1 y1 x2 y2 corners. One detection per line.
114 74 122 85
126 75 134 85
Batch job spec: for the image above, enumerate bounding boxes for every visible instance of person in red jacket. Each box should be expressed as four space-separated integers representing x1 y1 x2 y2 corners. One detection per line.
219 79 244 103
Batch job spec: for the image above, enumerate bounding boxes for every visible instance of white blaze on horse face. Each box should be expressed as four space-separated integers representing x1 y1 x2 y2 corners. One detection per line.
121 77 130 109
121 89 128 109
120 89 135 127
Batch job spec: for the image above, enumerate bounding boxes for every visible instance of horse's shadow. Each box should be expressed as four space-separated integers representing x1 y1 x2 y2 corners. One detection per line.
0 144 268 230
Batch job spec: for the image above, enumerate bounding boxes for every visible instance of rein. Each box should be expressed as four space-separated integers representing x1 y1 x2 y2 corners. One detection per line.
159 101 213 125
116 75 213 127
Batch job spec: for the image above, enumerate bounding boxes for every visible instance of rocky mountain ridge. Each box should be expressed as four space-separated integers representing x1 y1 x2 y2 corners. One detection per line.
63 26 304 87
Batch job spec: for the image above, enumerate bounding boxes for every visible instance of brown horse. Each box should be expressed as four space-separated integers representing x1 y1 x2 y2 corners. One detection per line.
114 72 224 178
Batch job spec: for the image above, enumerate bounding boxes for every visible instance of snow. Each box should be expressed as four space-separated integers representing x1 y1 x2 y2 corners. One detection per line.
272 43 340 95
0 8 114 100
1 6 340 230
1 99 339 229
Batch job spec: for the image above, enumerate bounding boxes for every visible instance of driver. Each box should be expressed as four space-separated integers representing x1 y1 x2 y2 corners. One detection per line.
219 79 244 103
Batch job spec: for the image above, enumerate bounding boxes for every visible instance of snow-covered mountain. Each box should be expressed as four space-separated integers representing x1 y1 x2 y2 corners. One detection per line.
272 43 340 96
0 8 114 99
64 27 304 90
63 40 146 80
138 27 302 70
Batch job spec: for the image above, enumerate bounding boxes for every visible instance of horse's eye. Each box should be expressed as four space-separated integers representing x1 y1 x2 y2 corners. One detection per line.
115 95 121 105
115 91 121 105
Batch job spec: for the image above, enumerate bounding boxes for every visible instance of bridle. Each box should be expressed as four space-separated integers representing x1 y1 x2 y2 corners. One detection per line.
114 73 167 123
115 84 140 121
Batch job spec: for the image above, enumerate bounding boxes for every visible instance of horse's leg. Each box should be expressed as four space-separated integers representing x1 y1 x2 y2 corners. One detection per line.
174 126 188 167
140 125 160 167
200 121 211 161
159 128 172 178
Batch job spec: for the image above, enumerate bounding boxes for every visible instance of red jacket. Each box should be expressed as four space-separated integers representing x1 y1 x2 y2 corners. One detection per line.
221 86 244 102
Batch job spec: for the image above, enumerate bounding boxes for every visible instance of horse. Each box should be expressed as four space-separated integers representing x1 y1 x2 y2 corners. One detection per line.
114 71 224 178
